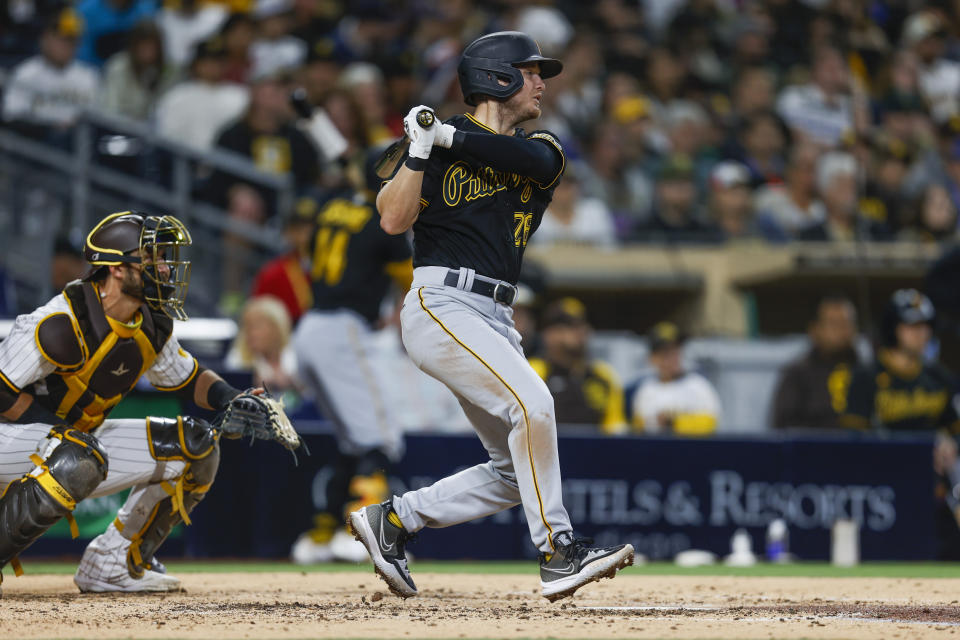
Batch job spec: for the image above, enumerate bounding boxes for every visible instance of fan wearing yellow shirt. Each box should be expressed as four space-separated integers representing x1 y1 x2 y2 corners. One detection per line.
528 298 626 434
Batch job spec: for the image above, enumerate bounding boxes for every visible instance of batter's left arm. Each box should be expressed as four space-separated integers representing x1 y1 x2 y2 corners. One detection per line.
438 128 564 186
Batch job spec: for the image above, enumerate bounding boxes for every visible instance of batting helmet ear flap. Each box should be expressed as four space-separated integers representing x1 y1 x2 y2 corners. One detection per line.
458 31 563 106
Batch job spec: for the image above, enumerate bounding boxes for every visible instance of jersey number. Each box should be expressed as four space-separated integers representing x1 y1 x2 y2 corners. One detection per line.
514 212 533 248
310 227 350 285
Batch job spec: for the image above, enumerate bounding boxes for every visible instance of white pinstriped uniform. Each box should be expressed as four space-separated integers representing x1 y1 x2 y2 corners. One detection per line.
0 292 199 570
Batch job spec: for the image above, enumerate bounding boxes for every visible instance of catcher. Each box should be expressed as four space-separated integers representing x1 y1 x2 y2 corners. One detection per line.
0 211 302 593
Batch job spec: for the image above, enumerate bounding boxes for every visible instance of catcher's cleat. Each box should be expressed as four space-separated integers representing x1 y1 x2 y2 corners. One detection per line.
349 500 417 598
74 528 181 593
539 532 634 602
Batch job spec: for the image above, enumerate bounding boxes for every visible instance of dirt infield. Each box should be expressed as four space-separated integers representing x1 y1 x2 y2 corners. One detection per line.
3 570 960 639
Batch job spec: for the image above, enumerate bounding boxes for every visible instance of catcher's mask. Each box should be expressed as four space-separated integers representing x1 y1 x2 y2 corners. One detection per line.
84 211 193 321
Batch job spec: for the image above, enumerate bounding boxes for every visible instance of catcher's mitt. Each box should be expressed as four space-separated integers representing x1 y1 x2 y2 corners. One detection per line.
216 391 307 461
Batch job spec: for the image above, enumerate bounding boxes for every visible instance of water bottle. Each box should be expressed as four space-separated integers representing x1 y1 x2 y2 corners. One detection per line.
765 518 788 562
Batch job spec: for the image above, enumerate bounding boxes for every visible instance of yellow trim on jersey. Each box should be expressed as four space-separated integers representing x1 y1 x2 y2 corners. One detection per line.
0 368 20 394
34 312 86 370
528 132 565 189
151 356 199 392
464 112 497 134
417 287 555 550
105 312 143 339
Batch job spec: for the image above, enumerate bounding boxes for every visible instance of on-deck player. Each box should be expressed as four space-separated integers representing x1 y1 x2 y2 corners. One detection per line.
349 31 634 602
0 212 251 593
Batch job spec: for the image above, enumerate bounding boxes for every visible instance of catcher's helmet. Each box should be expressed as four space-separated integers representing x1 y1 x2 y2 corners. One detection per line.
457 31 562 106
880 288 935 347
84 211 193 321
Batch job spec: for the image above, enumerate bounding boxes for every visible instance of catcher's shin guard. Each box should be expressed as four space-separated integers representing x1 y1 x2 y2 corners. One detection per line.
119 416 219 578
0 428 108 574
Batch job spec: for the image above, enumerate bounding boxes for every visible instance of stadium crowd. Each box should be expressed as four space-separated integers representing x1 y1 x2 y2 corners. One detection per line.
3 0 960 435
4 0 960 244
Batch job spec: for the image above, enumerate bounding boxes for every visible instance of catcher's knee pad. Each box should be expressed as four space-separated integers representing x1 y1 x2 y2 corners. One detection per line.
0 427 108 574
123 416 219 578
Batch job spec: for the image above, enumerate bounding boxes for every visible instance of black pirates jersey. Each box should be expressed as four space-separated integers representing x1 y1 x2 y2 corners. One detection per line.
412 114 565 284
0 281 199 432
840 351 960 432
304 189 413 324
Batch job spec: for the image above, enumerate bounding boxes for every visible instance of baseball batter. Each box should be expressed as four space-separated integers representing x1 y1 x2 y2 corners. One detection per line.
0 212 255 593
291 151 413 564
349 31 634 602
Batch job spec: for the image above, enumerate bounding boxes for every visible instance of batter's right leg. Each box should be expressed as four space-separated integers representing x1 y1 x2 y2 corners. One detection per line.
0 427 108 585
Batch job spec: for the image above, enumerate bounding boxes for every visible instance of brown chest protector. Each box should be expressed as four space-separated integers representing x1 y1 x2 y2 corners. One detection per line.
33 282 173 431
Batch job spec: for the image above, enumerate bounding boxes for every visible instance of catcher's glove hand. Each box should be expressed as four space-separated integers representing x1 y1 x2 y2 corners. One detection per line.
216 390 307 462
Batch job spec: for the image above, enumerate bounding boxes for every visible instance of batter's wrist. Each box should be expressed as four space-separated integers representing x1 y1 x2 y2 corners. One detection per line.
405 156 427 171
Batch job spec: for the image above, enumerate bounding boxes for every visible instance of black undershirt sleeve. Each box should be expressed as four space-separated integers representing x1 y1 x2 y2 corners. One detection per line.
174 366 242 412
449 130 562 185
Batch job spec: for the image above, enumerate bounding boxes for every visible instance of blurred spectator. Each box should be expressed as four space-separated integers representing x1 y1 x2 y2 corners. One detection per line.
755 143 825 238
2 8 99 145
731 110 788 185
841 289 958 431
156 0 228 68
707 160 758 240
629 321 721 436
528 298 626 434
380 49 419 137
553 32 605 138
337 62 394 145
532 169 617 249
580 121 653 226
225 294 300 396
155 36 248 150
298 37 342 107
250 0 305 79
860 136 913 233
777 45 855 147
639 154 712 243
645 47 687 116
76 0 158 67
99 20 178 120
250 206 314 324
798 151 890 241
50 235 86 291
904 11 960 126
877 51 935 150
731 66 776 121
771 293 860 430
210 67 320 217
900 183 959 244
220 11 255 83
513 261 548 358
0 0 66 66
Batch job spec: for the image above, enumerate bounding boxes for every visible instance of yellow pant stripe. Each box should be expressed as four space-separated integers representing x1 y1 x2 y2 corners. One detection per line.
417 288 555 550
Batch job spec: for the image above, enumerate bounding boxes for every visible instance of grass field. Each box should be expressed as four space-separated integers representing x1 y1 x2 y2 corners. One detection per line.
6 560 960 639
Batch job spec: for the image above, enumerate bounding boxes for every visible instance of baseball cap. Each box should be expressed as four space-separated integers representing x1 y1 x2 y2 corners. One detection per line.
46 7 83 39
710 160 751 190
647 321 685 352
191 36 226 63
902 11 945 47
613 95 652 124
541 297 588 329
657 154 694 181
306 38 339 64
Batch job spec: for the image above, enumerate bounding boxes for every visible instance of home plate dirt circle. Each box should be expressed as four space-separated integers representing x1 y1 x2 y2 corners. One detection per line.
2 572 959 639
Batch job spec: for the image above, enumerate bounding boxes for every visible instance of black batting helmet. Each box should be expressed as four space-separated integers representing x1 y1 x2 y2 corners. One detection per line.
880 288 935 347
457 31 562 106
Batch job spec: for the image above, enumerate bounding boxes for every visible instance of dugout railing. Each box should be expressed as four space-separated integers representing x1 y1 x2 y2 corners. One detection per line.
0 109 294 317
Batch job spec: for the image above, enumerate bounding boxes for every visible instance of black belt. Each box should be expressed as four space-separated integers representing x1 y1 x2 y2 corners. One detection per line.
443 270 518 305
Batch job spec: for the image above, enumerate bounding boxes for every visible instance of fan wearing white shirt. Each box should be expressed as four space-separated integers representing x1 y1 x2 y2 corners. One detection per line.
532 170 618 249
630 322 721 436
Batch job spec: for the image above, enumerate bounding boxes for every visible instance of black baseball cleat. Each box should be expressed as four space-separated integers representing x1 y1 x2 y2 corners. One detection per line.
539 532 634 602
349 500 417 598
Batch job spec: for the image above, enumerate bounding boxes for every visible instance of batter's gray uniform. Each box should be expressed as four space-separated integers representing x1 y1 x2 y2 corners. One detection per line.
393 268 571 553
